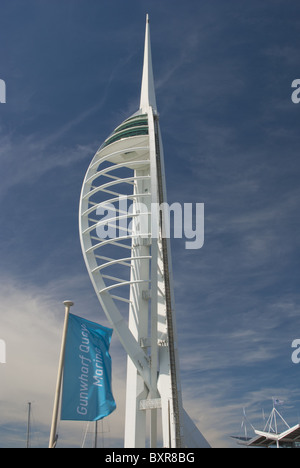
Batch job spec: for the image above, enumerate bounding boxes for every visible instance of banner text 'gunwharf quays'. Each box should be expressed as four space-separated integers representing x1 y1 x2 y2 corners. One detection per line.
61 313 116 421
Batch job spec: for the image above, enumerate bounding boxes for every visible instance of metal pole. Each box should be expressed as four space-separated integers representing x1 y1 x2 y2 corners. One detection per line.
48 301 74 448
26 402 31 448
94 420 98 448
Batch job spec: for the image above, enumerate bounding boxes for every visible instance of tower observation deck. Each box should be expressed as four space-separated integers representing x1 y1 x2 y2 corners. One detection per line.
79 15 210 448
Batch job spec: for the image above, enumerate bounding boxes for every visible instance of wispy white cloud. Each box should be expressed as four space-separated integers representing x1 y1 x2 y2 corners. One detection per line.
0 129 96 202
0 274 128 447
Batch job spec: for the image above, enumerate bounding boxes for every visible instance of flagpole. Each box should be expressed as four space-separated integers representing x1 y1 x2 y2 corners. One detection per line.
49 300 74 448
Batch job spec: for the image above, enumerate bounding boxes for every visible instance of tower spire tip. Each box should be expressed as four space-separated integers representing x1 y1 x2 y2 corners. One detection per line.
140 13 157 112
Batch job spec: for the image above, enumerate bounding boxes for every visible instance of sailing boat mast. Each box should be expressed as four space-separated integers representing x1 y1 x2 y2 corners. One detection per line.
26 402 31 448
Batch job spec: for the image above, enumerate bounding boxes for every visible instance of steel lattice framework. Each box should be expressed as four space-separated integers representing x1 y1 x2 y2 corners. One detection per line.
79 15 210 448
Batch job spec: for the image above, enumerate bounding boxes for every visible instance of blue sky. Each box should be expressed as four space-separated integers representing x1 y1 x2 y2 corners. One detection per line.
0 0 300 448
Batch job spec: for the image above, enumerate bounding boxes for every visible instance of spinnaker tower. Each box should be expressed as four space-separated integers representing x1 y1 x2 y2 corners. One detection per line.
79 15 210 449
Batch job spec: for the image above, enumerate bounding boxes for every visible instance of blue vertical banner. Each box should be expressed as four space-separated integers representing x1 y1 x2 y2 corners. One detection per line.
61 313 116 421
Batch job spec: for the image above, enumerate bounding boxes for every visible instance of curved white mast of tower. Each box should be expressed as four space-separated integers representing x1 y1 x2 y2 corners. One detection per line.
79 15 210 449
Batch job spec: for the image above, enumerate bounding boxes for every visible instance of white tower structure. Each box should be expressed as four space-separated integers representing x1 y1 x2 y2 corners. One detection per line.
79 15 210 448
